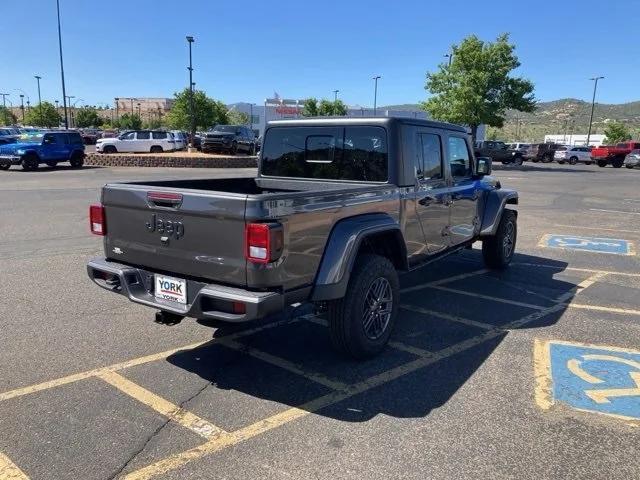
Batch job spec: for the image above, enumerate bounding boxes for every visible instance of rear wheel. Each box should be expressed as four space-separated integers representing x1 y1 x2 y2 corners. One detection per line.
21 154 39 171
531 158 539 163
326 254 399 359
612 156 624 168
542 154 553 163
585 161 593 165
569 156 578 165
70 151 84 168
626 165 635 169
558 160 565 164
597 159 608 168
482 210 517 270
150 145 163 153
231 142 238 155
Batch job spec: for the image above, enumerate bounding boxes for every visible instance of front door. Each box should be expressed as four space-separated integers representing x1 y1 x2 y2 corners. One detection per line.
445 135 480 246
414 130 451 255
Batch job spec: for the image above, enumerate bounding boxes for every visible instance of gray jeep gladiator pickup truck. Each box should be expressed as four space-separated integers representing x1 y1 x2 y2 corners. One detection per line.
87 117 518 358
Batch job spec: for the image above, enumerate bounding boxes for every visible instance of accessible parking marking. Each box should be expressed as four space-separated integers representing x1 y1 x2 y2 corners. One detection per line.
539 234 635 255
534 339 640 422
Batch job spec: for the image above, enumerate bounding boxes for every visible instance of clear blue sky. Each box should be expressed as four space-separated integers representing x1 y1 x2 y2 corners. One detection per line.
1 0 638 108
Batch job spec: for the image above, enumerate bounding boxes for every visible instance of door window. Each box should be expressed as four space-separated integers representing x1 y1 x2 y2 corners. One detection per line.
137 131 151 140
447 136 472 178
415 133 443 181
152 131 167 140
121 132 135 140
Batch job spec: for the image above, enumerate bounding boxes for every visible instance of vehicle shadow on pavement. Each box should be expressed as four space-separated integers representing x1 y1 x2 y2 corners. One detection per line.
2 165 104 173
167 251 573 422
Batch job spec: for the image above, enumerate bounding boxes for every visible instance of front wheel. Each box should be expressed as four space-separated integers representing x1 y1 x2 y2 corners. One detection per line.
542 154 553 163
21 154 39 171
0 164 10 171
569 156 578 165
513 156 523 166
612 157 624 168
482 210 517 270
626 165 635 169
150 146 163 153
326 254 399 359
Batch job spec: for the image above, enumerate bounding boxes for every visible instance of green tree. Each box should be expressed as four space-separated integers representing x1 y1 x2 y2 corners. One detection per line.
143 118 164 129
603 121 632 144
24 102 61 128
421 33 536 141
227 110 249 125
75 107 103 128
165 88 229 131
118 113 142 130
302 98 347 117
0 106 17 126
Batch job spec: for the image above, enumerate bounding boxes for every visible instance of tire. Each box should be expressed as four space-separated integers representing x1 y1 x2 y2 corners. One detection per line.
21 154 39 171
482 210 517 270
557 161 565 165
0 164 10 171
597 160 607 168
531 158 539 163
541 154 553 163
569 156 578 165
150 146 163 153
501 160 510 165
103 145 117 154
626 165 635 169
612 157 624 168
326 254 399 359
513 155 523 166
70 152 84 168
585 161 592 165
249 144 256 156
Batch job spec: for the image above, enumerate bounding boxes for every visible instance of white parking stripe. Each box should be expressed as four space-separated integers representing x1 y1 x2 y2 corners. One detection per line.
589 208 640 216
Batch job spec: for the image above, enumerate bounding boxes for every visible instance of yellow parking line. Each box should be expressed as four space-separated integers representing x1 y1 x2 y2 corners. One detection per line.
0 317 297 404
97 371 226 440
217 337 349 391
400 304 497 330
125 299 570 480
400 269 488 293
556 272 607 303
533 339 553 411
0 451 29 480
429 285 547 311
567 304 640 316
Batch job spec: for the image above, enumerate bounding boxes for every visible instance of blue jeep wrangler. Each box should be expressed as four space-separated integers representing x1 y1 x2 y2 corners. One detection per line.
0 130 85 171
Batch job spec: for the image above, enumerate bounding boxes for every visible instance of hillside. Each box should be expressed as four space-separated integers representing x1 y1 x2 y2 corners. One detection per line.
382 99 640 142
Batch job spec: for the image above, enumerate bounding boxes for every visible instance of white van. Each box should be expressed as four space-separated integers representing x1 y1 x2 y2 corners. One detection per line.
96 130 176 153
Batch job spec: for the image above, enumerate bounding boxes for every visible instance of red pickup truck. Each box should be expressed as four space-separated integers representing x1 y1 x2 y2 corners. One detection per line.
591 141 640 168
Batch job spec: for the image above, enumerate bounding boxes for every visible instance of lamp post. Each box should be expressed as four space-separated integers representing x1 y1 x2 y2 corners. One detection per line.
20 94 25 122
186 35 196 151
249 103 255 130
137 102 141 118
55 0 69 128
444 53 453 67
333 89 339 102
372 75 381 116
586 76 604 147
65 95 74 127
34 75 42 105
0 93 8 109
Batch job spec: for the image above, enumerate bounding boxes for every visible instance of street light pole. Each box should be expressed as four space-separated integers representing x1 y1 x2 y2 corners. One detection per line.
586 76 604 147
65 95 74 127
56 0 69 129
372 76 381 116
20 94 25 122
186 36 195 151
333 90 339 102
0 93 8 109
34 75 42 105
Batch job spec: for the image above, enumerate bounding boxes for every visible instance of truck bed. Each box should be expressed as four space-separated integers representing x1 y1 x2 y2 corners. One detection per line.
100 176 395 291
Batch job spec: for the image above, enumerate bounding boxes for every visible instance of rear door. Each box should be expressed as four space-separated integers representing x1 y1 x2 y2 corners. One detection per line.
445 134 479 246
102 185 248 285
135 131 151 152
414 129 450 255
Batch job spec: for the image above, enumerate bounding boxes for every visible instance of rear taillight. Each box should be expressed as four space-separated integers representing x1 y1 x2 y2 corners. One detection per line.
245 223 284 264
90 204 106 236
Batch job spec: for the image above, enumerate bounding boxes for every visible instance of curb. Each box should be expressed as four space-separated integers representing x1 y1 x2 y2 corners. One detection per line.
85 153 258 169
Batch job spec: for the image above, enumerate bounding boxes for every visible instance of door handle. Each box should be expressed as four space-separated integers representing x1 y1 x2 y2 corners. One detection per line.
418 195 436 206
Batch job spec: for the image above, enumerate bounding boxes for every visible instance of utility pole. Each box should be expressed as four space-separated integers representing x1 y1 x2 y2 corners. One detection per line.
586 76 604 146
333 90 339 102
372 76 381 116
34 75 42 105
186 36 196 151
56 0 69 128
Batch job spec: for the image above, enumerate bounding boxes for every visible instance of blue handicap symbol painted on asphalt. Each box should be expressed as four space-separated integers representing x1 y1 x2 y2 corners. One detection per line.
539 340 640 420
544 234 632 255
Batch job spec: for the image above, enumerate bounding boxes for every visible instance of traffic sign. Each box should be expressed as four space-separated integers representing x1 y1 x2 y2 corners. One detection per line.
534 339 640 421
540 234 634 255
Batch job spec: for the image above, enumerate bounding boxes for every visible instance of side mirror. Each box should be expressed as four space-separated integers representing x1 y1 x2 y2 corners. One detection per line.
476 156 492 176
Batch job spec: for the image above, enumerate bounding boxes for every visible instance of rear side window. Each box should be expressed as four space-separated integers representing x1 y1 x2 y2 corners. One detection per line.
67 133 82 144
137 131 151 140
261 126 388 182
416 133 442 180
447 136 472 178
152 131 167 140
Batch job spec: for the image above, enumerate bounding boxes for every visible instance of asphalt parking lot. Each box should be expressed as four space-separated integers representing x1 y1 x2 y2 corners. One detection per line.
1 162 639 480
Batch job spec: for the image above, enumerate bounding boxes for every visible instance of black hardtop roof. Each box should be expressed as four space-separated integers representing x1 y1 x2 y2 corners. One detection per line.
267 116 467 133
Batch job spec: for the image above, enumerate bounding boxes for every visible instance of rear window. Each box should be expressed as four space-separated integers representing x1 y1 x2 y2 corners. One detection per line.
261 126 388 182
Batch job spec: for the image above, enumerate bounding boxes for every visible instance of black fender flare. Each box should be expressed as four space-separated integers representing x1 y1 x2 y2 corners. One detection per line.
311 213 407 301
479 189 518 237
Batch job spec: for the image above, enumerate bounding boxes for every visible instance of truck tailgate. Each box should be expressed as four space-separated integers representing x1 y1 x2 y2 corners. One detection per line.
102 185 247 286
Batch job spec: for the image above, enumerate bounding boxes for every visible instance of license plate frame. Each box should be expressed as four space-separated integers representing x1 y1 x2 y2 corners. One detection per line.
154 274 187 305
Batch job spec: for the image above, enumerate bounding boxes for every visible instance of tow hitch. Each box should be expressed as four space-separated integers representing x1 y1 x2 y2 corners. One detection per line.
154 311 184 326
